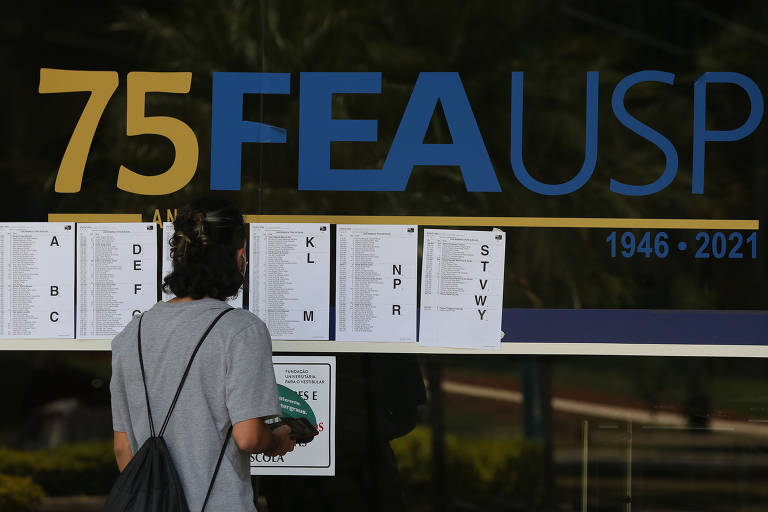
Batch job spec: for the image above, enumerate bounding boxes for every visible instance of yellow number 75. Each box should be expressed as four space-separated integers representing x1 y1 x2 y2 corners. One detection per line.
39 69 199 195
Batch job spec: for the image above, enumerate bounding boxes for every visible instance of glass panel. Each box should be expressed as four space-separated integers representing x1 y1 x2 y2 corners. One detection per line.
3 1 768 511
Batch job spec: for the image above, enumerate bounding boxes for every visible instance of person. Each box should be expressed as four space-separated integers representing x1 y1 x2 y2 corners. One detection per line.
109 197 294 511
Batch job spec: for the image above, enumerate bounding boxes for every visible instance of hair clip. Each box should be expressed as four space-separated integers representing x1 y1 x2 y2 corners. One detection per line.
172 233 192 262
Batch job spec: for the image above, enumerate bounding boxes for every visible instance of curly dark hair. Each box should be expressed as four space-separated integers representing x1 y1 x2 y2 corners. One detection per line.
162 197 246 300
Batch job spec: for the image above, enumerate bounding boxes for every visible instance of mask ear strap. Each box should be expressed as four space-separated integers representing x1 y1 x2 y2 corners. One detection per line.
239 248 248 279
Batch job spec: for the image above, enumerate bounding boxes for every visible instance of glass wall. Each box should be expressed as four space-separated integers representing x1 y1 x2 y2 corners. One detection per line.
3 353 768 511
2 1 768 510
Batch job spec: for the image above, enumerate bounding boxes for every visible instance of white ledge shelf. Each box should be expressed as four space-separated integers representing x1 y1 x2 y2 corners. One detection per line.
0 339 767 357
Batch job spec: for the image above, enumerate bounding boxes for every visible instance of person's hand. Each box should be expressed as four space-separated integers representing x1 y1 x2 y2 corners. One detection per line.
265 424 295 457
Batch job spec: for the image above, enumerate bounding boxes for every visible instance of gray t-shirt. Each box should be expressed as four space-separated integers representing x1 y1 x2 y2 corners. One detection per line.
110 299 280 511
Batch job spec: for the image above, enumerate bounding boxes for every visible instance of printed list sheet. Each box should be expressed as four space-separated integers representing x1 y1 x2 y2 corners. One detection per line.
419 229 505 349
0 223 75 338
250 223 330 340
335 225 417 342
77 223 158 338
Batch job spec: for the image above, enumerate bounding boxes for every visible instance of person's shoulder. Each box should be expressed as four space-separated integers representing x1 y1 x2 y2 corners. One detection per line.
111 314 142 353
222 308 265 331
216 308 272 350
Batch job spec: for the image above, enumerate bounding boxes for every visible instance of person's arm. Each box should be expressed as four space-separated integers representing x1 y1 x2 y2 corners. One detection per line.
110 335 134 472
226 321 293 455
232 418 294 456
113 431 133 471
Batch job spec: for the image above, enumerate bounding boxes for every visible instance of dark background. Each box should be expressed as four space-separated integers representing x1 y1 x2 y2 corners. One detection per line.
3 0 767 310
3 2 768 511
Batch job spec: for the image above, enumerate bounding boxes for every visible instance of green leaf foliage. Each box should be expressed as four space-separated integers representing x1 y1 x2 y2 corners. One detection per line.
391 426 546 508
0 474 45 512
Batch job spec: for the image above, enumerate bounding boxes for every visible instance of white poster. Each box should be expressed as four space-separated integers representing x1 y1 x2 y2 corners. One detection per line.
335 225 417 342
251 356 336 476
0 223 75 338
77 223 158 338
419 229 505 349
250 223 330 340
160 226 243 308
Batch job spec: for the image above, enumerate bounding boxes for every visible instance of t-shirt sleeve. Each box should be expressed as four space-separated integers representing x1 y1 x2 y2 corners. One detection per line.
110 341 131 432
225 321 281 424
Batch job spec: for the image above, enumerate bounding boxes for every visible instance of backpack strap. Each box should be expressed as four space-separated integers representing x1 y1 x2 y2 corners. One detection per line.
137 307 235 438
136 313 156 437
158 307 235 437
200 425 233 512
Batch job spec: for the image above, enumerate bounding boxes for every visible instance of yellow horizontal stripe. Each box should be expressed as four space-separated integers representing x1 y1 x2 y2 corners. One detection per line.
244 215 759 230
46 213 759 230
48 213 143 223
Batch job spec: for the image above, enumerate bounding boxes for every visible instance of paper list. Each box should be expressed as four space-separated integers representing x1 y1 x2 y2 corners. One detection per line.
335 225 417 342
419 229 505 349
77 223 158 338
0 223 75 338
250 223 330 340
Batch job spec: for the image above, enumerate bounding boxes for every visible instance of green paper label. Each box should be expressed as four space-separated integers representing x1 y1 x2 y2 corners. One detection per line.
277 384 317 426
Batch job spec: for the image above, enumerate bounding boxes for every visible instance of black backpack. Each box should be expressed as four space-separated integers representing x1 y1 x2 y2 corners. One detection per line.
103 308 235 512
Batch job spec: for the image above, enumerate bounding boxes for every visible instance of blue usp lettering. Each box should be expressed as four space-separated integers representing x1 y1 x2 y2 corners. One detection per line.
298 72 381 190
510 71 599 195
610 71 678 196
211 72 290 190
692 72 764 194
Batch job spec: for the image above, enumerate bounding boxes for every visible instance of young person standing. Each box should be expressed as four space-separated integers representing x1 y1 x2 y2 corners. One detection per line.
110 197 294 511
